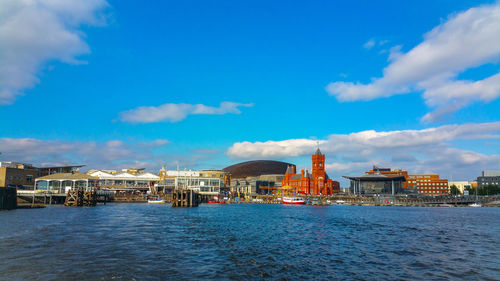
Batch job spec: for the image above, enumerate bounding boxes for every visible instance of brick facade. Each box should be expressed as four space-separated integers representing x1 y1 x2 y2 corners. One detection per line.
282 149 340 195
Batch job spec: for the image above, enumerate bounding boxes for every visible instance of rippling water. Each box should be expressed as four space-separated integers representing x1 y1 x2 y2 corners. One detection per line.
0 204 499 280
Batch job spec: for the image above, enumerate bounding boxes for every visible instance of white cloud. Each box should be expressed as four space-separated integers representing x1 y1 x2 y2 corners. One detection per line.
327 3 500 121
119 102 254 123
0 0 109 104
226 122 500 182
0 138 168 170
363 39 389 50
363 39 376 49
0 137 224 172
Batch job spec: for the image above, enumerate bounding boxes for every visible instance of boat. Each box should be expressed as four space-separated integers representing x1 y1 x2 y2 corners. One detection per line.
207 200 226 204
147 199 165 204
282 196 305 205
468 202 481 207
306 197 322 205
207 196 226 204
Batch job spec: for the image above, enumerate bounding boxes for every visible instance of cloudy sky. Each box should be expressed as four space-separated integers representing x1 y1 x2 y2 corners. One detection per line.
1 0 499 185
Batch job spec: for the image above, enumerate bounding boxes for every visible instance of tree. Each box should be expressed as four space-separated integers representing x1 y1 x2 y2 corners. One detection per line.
464 186 475 196
450 184 461 195
478 184 500 196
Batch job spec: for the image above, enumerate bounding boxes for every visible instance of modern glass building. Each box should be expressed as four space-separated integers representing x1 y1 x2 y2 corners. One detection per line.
343 174 406 195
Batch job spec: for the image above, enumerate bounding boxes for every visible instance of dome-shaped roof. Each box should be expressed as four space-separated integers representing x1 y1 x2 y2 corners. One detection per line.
223 160 295 179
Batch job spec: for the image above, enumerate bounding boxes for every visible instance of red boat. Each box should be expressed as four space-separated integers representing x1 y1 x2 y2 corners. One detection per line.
207 200 226 204
282 196 305 205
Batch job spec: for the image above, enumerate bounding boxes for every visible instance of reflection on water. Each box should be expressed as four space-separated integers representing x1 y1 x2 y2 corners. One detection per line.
0 204 499 280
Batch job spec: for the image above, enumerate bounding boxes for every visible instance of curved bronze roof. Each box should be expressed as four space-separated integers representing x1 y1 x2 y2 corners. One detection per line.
223 160 295 179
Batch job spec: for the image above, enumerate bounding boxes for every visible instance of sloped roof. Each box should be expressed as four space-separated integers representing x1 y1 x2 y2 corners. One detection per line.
36 173 97 180
136 172 160 180
88 171 114 178
88 170 159 181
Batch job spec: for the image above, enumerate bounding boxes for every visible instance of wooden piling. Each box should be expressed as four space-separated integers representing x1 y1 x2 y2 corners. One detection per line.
64 188 97 207
171 189 199 207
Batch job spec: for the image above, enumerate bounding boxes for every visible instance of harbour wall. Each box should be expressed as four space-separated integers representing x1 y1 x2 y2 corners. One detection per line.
0 187 17 210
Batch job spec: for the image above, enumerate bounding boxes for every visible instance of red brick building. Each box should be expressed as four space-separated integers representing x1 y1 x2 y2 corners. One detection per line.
282 148 340 195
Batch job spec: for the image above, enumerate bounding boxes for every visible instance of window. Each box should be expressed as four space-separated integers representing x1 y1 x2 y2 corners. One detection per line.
27 175 33 183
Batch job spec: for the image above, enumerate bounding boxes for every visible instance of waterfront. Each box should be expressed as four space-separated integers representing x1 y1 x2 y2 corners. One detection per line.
1 204 499 280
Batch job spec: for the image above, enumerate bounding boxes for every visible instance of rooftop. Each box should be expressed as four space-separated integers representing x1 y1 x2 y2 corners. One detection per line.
36 173 97 181
343 174 406 182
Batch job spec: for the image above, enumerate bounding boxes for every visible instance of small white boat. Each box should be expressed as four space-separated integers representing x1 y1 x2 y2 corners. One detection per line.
468 202 481 207
148 199 165 204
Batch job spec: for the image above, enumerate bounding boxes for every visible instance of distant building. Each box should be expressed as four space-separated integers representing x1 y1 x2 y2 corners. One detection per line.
343 174 406 195
224 160 292 196
87 169 159 193
230 174 284 195
365 166 411 190
35 172 99 193
37 165 85 177
407 174 448 196
448 181 473 194
365 166 448 195
0 162 37 189
477 160 500 188
157 166 227 196
282 148 340 195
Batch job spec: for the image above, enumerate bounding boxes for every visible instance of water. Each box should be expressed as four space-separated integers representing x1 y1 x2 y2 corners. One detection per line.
0 204 499 280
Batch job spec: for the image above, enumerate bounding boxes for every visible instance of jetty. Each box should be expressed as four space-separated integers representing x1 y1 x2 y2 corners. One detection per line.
171 189 199 207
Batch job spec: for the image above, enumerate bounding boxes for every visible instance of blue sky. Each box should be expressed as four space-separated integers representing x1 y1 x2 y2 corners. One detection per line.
1 0 500 185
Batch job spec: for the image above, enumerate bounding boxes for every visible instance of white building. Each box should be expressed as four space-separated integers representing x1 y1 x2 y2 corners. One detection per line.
87 170 159 193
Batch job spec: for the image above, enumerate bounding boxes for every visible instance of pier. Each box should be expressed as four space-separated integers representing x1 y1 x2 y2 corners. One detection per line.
171 189 199 207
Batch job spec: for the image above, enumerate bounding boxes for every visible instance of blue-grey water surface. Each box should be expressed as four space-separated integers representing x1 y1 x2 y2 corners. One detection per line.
0 204 499 280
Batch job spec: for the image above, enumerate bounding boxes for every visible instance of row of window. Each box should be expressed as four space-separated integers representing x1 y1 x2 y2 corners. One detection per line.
420 190 445 194
8 175 33 182
408 180 444 183
409 175 432 179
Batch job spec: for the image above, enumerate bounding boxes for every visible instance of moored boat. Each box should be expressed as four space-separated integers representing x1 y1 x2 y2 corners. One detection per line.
208 200 226 204
148 199 165 204
282 196 305 205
